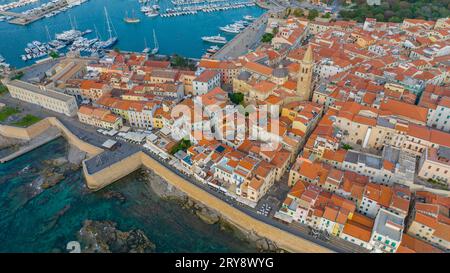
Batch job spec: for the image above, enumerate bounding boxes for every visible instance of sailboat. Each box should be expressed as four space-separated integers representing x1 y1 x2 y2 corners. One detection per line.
143 38 150 53
102 7 118 49
124 9 140 23
151 29 159 55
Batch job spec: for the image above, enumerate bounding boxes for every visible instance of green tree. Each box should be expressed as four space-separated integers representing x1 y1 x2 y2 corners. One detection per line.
308 9 319 21
171 54 195 70
261 33 274 43
49 51 59 59
293 8 304 17
389 16 402 23
170 139 192 155
339 0 450 21
0 83 8 95
228 92 244 105
10 71 24 81
272 26 279 35
342 144 353 150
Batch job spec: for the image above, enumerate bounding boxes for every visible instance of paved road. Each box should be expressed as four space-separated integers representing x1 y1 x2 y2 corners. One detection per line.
0 92 365 253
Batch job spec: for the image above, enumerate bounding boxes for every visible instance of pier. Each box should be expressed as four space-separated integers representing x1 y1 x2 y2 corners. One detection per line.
213 12 269 60
8 0 68 25
2 0 88 26
0 11 28 18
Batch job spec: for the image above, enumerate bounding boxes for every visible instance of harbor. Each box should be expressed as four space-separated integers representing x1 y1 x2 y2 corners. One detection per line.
19 7 117 62
1 0 90 26
0 0 265 69
138 0 256 18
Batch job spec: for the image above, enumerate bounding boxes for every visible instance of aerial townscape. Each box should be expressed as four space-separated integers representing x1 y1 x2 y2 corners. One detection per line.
0 0 449 255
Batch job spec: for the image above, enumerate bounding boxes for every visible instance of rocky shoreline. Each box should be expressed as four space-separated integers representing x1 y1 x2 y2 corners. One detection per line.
77 220 156 253
142 169 284 253
38 143 87 189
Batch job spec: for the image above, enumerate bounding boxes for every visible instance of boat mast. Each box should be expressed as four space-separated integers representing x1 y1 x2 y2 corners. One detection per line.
69 14 74 30
104 7 113 40
45 25 52 42
153 29 158 50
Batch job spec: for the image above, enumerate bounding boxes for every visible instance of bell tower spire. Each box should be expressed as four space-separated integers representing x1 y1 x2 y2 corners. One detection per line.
296 45 314 101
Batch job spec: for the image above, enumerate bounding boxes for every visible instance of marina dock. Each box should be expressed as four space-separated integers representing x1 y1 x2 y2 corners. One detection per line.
9 0 68 25
3 0 87 26
0 11 27 18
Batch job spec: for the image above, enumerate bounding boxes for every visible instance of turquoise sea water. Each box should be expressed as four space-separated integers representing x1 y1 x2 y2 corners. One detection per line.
0 138 257 252
0 0 265 68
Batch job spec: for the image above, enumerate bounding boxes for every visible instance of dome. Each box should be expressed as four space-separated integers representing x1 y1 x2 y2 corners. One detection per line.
272 67 288 78
237 71 251 81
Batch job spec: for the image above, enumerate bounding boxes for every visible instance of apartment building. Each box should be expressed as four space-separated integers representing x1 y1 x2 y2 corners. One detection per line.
369 208 404 253
418 147 450 185
407 191 450 251
198 59 240 85
80 80 111 101
340 213 375 250
7 80 78 117
334 101 450 156
192 70 221 96
77 105 123 130
341 146 416 187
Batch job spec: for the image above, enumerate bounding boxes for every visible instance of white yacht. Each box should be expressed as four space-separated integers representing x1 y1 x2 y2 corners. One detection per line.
201 34 227 44
219 25 240 34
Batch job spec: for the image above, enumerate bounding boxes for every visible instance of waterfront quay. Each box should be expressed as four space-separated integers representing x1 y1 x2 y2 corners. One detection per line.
4 0 69 25
213 10 270 60
0 91 366 253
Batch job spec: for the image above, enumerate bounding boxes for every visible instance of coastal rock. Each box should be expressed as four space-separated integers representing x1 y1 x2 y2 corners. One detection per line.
41 173 64 189
77 220 156 253
46 157 69 167
102 190 126 203
244 229 283 253
195 206 220 225
140 169 285 252
143 169 186 199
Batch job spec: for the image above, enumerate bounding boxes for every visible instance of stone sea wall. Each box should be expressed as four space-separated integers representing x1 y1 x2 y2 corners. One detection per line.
0 118 52 140
82 151 143 191
81 151 333 252
1 118 331 252
46 117 103 157
0 118 103 157
3 117 450 253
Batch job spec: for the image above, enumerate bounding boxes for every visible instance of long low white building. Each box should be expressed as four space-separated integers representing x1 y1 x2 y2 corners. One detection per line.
7 80 78 117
